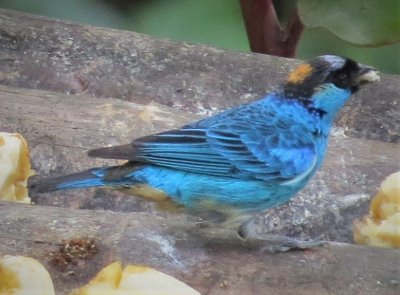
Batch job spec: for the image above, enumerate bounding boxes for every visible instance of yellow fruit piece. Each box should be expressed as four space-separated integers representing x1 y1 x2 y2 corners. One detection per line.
353 171 400 248
0 133 35 203
71 262 200 295
0 255 55 295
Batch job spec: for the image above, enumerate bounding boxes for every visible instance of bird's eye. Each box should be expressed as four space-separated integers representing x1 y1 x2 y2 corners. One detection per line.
331 71 349 88
337 73 347 82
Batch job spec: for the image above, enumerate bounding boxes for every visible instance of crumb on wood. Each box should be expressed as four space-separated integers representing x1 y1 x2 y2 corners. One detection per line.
47 238 99 270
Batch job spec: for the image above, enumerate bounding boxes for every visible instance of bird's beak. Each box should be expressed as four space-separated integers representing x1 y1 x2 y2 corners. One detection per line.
352 64 380 86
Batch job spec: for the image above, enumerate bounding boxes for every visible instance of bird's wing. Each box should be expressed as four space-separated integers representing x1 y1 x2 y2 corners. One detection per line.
89 120 317 183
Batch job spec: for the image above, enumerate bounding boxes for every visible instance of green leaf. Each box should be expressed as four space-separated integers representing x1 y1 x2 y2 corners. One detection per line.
125 0 249 51
298 0 400 46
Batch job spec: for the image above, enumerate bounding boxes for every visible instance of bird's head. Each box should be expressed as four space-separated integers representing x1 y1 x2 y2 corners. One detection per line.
283 55 380 116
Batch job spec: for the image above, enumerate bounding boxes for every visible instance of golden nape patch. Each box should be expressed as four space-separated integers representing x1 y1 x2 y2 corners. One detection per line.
287 63 313 84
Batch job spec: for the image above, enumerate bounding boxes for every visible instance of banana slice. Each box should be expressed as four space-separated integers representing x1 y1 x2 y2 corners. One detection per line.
0 133 34 203
71 261 200 295
353 171 400 248
0 255 55 295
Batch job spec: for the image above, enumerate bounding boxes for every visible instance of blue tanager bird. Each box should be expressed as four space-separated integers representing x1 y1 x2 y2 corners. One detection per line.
32 55 379 251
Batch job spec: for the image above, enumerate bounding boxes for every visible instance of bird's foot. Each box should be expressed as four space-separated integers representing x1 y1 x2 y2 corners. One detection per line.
237 218 326 253
257 234 326 253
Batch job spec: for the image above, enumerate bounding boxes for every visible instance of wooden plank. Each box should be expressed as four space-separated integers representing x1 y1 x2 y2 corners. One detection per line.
0 84 399 243
1 201 400 295
0 9 399 294
0 8 399 143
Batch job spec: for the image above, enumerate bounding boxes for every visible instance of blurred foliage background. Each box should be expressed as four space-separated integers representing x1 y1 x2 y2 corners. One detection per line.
1 0 399 74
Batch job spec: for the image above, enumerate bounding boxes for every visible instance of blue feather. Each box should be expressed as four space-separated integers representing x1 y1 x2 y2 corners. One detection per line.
32 55 379 236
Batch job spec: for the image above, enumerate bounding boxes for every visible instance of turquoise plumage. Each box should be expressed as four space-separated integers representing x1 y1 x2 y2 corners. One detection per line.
32 55 379 247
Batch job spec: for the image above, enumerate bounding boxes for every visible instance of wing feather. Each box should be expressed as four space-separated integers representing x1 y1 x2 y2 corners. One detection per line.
89 98 318 182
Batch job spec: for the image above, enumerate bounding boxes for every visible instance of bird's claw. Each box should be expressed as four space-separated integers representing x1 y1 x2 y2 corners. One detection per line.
260 235 326 253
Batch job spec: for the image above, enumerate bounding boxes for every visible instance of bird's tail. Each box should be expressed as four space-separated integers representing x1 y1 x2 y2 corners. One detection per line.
30 163 139 193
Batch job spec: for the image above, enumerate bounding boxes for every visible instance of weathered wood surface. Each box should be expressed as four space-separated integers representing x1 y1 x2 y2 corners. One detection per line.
0 8 400 295
2 201 400 295
0 8 399 144
1 85 399 243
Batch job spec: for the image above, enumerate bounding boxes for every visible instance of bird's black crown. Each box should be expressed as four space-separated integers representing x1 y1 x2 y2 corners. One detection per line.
283 55 376 98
